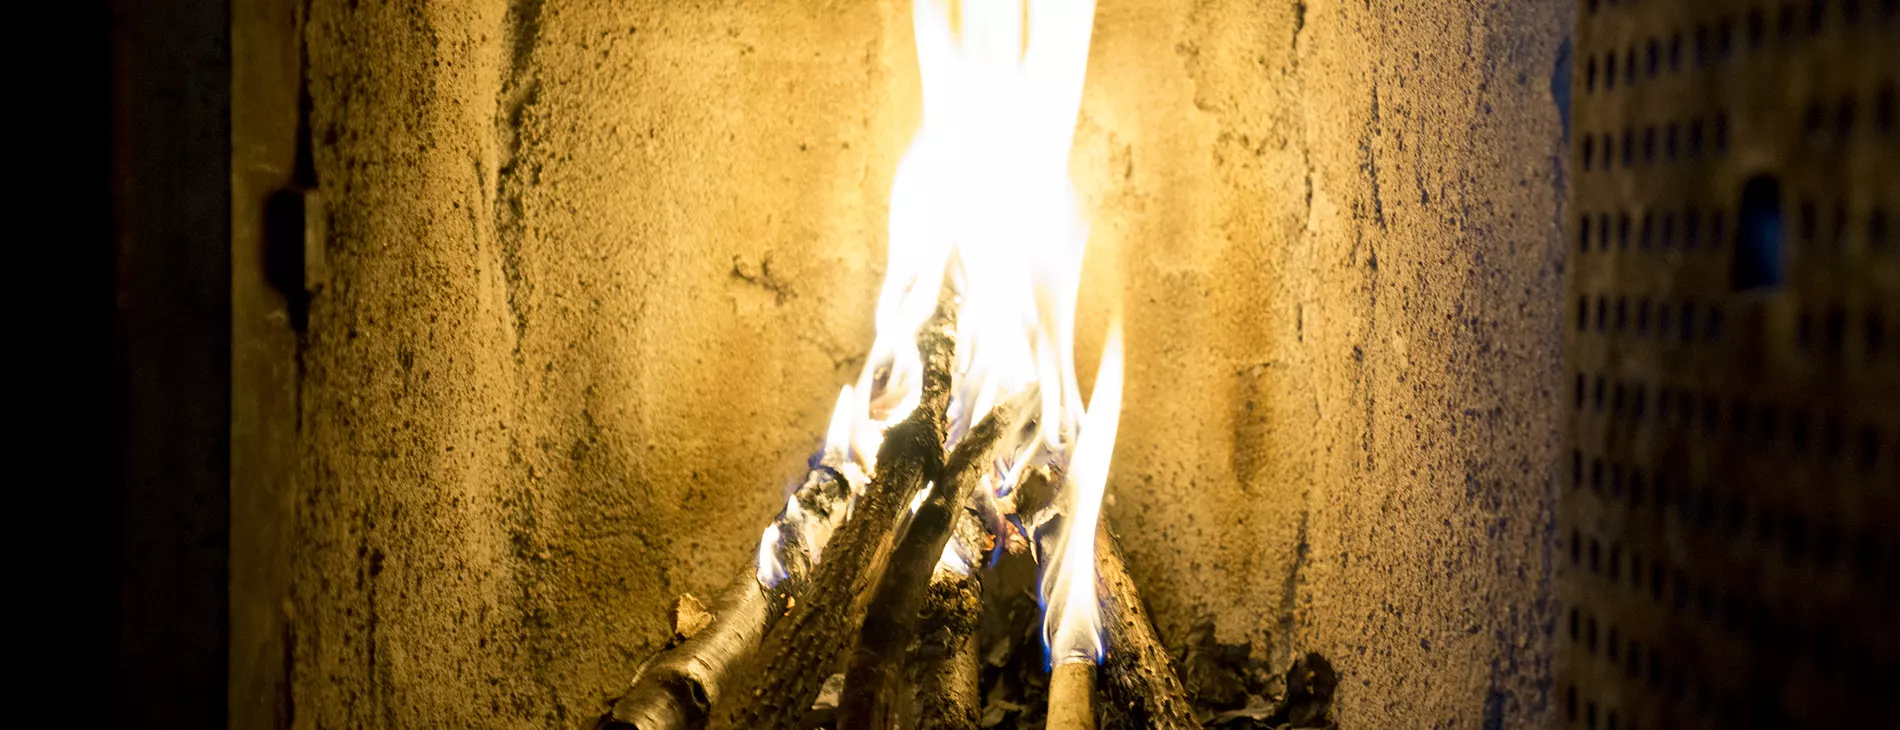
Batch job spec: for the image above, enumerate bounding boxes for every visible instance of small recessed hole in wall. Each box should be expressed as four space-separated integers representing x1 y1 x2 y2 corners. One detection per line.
1615 297 1629 330
1711 209 1727 249
1670 32 1684 69
1883 0 1898 20
1597 296 1609 331
1565 685 1578 723
1697 581 1717 618
1647 652 1663 687
1703 395 1721 434
1611 463 1626 496
1609 544 1623 581
1586 700 1599 730
1723 592 1745 632
1658 387 1673 418
1749 7 1767 46
1572 528 1583 565
1647 40 1660 75
1792 409 1813 452
1759 504 1779 544
1600 213 1614 248
1781 2 1799 36
1680 301 1698 342
1626 642 1641 676
1870 209 1889 249
1695 25 1711 64
1731 402 1752 441
1631 469 1647 506
1602 134 1616 169
1836 96 1857 137
1618 213 1632 249
1810 0 1828 31
1845 0 1863 20
1665 122 1680 159
1642 126 1656 163
1569 606 1580 639
1586 56 1599 93
1649 557 1666 600
1613 382 1627 414
1576 297 1589 331
1799 310 1816 351
1625 47 1638 85
1638 299 1653 333
1726 495 1747 535
1622 128 1636 166
1857 427 1880 471
1608 626 1621 662
1733 175 1785 289
1658 302 1674 337
1714 113 1731 153
1586 615 1599 653
1672 572 1691 610
1633 385 1648 419
1698 489 1719 529
1685 206 1702 247
1758 405 1779 444
1592 457 1606 490
1812 625 1839 675
1572 448 1583 487
1709 306 1726 340
1607 53 1619 89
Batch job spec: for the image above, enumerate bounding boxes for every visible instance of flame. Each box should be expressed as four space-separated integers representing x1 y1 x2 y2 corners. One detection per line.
1043 318 1122 665
758 0 1106 611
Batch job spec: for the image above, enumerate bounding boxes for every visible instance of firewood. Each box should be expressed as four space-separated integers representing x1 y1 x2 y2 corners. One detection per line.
838 395 1032 730
1047 662 1096 730
905 504 988 730
598 467 850 730
1094 519 1202 730
704 299 958 730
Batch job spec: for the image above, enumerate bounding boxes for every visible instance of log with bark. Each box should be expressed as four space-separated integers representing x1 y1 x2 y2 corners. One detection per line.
903 501 989 730
598 465 851 730
1093 519 1202 730
838 393 1034 730
704 300 958 730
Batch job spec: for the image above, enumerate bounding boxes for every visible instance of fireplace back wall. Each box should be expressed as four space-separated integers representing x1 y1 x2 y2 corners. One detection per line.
232 0 1573 727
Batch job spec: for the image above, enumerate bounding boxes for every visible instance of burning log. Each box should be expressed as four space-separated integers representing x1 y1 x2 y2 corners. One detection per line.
838 394 1034 730
1047 662 1096 730
599 464 852 730
704 301 957 730
904 504 990 730
1094 519 1202 730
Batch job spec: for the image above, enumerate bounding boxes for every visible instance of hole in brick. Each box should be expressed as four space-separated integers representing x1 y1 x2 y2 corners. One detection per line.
1714 113 1731 154
1870 208 1889 249
1685 206 1703 247
1733 175 1785 290
1869 310 1887 357
1640 214 1654 248
1597 296 1609 331
1647 39 1660 75
1665 122 1680 159
1622 128 1636 166
1878 82 1895 133
1825 307 1846 357
1607 53 1618 89
1837 96 1856 137
1577 297 1588 331
1638 299 1652 333
1799 198 1816 243
1718 16 1737 58
1633 384 1648 419
1642 126 1656 163
1600 213 1613 248
1781 2 1799 35
1591 456 1605 490
1671 32 1684 69
1616 298 1628 330
1625 47 1637 85
1618 213 1631 249
1586 56 1598 93
1810 0 1828 30
1858 427 1880 471
1749 7 1767 45
1680 301 1698 342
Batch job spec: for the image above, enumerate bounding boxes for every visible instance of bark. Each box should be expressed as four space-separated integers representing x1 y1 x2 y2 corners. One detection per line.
1095 520 1202 730
598 469 851 730
839 396 1031 730
904 504 988 730
705 299 957 730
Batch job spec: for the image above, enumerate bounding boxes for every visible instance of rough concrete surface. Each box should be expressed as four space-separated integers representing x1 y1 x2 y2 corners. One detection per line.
284 0 1571 727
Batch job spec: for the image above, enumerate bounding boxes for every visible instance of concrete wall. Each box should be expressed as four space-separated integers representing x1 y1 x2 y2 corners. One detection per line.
276 0 1571 727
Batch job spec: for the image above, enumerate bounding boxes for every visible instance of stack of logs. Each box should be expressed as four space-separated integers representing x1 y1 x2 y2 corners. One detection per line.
595 301 1200 730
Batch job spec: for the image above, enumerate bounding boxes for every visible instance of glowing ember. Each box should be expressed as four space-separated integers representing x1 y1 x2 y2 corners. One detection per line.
757 0 1112 666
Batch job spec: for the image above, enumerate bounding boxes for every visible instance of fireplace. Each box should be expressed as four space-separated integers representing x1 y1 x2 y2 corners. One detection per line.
95 0 1895 727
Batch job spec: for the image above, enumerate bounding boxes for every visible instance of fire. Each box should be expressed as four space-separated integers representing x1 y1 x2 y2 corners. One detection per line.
759 0 1113 667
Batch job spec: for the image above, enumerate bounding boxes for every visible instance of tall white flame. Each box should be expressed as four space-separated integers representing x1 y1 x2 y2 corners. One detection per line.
759 0 1113 667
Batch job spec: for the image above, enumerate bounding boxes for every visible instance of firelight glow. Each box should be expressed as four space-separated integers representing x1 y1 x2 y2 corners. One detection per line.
758 0 1112 668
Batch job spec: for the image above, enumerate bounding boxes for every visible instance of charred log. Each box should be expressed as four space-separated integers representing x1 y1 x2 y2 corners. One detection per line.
839 396 1032 730
705 300 957 730
1095 520 1202 730
904 504 989 730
